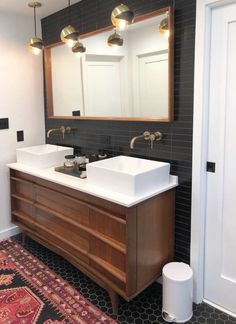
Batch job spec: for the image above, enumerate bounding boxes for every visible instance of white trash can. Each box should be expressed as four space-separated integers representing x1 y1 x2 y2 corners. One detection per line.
162 262 193 323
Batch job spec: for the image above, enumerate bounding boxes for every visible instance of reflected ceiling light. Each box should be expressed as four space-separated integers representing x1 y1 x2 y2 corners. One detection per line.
159 13 169 37
107 30 124 47
60 1 79 47
28 1 43 55
72 41 86 54
111 4 134 31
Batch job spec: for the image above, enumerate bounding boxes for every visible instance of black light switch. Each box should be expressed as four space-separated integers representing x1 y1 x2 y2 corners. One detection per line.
17 130 24 142
206 161 216 173
0 118 9 130
72 110 80 116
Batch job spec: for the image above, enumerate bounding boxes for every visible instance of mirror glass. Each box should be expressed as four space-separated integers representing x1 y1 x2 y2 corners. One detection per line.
45 8 173 121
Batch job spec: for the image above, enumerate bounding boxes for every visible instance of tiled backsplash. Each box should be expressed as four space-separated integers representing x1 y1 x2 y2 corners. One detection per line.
42 0 195 264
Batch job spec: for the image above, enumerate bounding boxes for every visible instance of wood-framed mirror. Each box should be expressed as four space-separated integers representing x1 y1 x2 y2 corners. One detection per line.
44 6 174 122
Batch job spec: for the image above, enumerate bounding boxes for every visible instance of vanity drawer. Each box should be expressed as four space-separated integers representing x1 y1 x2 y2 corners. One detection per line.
89 207 126 244
10 176 35 201
90 256 126 292
35 207 89 264
90 237 126 272
12 171 36 183
12 209 36 232
37 226 89 265
35 185 90 227
12 198 34 218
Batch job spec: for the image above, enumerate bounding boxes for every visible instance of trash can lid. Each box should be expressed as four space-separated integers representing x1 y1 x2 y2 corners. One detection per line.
163 262 193 282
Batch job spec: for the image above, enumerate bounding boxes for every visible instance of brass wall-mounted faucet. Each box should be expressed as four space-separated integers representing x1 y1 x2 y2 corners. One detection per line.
130 131 162 149
46 126 77 139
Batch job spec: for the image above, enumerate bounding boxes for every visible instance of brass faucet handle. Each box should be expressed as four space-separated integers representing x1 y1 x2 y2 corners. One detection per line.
65 126 78 133
143 131 151 140
154 131 162 141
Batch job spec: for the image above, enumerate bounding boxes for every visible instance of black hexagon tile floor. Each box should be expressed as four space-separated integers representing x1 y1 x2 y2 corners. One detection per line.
10 234 236 324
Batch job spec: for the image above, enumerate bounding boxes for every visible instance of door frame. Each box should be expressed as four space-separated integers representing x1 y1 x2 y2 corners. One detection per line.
191 0 236 304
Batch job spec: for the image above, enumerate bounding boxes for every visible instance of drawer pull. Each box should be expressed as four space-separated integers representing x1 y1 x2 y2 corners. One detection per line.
10 176 33 186
12 210 36 226
11 194 34 205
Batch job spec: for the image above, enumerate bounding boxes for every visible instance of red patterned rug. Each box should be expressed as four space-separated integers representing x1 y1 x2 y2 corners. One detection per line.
0 240 117 323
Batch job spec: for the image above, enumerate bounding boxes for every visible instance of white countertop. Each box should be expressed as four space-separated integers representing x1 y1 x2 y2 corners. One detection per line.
8 163 178 207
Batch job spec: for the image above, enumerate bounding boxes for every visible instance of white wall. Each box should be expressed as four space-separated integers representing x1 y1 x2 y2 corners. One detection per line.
0 12 45 239
51 45 85 116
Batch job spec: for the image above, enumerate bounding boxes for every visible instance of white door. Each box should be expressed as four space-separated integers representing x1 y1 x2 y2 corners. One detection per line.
133 52 168 118
204 2 236 314
84 56 123 117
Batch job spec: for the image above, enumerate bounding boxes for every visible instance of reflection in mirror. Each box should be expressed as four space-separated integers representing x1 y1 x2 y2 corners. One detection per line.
45 8 173 121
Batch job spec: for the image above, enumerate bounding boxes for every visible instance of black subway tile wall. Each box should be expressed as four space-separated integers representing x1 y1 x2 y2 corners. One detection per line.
42 0 196 264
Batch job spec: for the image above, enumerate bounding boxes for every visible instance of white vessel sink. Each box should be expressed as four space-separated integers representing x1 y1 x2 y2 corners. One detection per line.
87 155 170 196
16 144 73 169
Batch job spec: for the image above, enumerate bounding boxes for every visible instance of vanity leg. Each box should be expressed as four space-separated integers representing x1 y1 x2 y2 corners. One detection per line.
108 289 119 314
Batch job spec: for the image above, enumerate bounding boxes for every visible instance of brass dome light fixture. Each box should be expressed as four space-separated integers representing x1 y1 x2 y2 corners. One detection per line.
61 0 79 47
28 1 43 55
107 30 124 47
159 13 169 37
111 4 134 31
72 41 86 54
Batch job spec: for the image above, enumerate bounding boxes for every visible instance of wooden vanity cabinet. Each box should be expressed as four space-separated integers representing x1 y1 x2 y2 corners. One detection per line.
10 169 175 312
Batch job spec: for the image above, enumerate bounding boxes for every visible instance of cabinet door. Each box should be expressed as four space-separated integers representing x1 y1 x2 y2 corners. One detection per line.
136 191 175 290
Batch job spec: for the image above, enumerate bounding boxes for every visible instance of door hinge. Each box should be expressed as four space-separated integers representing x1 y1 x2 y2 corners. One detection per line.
206 161 216 173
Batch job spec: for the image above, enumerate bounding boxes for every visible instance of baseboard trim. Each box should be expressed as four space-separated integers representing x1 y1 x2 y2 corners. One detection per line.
204 299 236 318
0 226 21 241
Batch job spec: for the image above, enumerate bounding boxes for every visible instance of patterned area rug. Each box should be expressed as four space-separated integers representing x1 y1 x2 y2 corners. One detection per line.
0 240 117 323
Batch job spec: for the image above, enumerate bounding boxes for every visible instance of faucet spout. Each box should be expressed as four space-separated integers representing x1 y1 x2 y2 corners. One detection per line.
47 128 59 138
130 131 151 149
130 135 145 149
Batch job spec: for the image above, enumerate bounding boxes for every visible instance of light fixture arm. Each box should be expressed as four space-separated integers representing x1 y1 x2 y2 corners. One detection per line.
28 2 42 37
68 0 71 24
34 6 37 36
